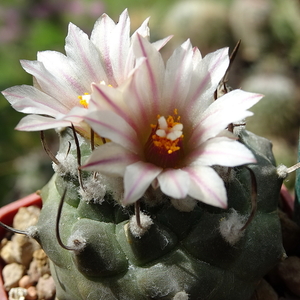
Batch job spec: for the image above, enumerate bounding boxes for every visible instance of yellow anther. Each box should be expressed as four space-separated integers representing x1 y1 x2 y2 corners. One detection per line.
150 110 183 155
78 93 90 108
79 99 88 108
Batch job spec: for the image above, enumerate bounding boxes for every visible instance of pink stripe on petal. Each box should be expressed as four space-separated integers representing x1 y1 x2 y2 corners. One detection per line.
37 51 85 97
85 110 139 154
91 84 137 130
185 166 227 208
189 137 256 167
82 142 138 176
66 23 106 83
21 60 74 105
163 40 193 112
157 169 190 199
135 34 160 113
15 115 72 131
123 161 162 205
3 85 69 116
91 13 116 85
190 90 262 146
189 48 229 107
123 72 152 131
111 9 130 85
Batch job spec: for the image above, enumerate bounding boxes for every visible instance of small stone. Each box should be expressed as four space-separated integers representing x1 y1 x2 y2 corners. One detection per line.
277 256 300 296
19 275 33 289
8 287 27 300
36 274 56 300
2 263 26 291
0 241 15 264
10 233 40 268
13 206 40 231
28 249 50 283
26 286 38 300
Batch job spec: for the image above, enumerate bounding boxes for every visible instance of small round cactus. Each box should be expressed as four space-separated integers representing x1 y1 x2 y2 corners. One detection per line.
28 127 285 300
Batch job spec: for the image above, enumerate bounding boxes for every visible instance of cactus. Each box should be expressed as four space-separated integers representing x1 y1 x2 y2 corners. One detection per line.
25 126 284 300
1 8 288 300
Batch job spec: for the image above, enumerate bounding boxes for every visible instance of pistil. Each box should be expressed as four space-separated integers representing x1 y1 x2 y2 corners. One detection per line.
144 110 184 168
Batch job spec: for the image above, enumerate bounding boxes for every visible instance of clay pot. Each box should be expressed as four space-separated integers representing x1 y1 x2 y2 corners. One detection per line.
0 193 42 300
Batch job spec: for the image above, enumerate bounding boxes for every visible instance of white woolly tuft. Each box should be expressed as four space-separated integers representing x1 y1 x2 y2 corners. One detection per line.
219 209 247 245
52 152 78 177
104 176 124 203
173 291 189 300
67 230 87 254
79 175 106 203
277 164 289 179
26 225 39 239
171 197 197 212
129 212 153 238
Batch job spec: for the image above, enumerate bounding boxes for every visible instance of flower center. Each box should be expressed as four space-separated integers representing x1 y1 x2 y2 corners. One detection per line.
78 81 112 109
78 93 91 108
144 109 184 168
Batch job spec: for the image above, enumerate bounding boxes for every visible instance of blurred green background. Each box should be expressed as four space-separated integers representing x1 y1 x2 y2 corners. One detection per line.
0 0 299 206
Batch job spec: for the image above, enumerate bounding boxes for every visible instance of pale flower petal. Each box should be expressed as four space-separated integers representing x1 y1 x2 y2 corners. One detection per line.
82 142 139 176
132 34 165 116
190 89 263 146
2 85 68 117
162 39 193 113
20 59 77 108
65 22 107 83
15 115 73 131
158 169 190 199
84 37 262 207
37 50 88 96
152 36 173 51
85 110 140 154
109 9 130 85
185 166 227 208
90 12 116 84
187 47 229 113
123 161 162 205
189 137 256 167
2 10 168 133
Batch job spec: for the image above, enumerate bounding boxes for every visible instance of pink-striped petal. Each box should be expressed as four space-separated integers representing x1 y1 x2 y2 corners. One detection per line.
162 40 193 114
188 137 256 167
65 22 107 84
110 9 130 86
184 165 227 208
84 110 140 154
187 47 229 113
2 85 68 117
90 12 116 85
123 161 162 205
20 60 77 108
89 83 138 132
82 142 139 176
190 89 263 146
157 168 190 199
37 51 88 97
121 59 155 136
132 34 164 116
15 115 73 131
152 36 173 51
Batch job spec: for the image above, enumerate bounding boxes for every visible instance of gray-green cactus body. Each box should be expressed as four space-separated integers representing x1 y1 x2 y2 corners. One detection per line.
34 128 285 300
